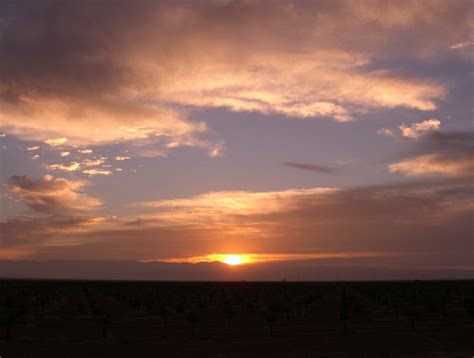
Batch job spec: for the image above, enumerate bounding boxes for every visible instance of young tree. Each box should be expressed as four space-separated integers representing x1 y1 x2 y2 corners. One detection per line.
1 296 17 342
3 311 16 342
160 304 169 329
186 310 199 337
340 286 351 336
223 302 235 325
262 309 277 337
404 305 419 331
100 313 110 339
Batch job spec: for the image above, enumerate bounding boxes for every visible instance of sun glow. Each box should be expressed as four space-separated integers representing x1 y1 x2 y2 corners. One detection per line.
154 252 391 265
222 254 244 266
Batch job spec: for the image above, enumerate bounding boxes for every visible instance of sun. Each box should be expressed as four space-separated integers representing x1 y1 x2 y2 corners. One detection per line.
222 255 244 266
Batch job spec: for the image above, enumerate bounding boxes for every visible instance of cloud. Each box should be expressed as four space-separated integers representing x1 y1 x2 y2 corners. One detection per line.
450 41 474 49
27 146 40 151
389 131 474 177
8 175 102 215
44 158 109 173
399 119 441 138
46 162 81 172
378 119 441 139
377 128 397 138
138 187 337 223
60 151 70 157
283 162 337 174
389 153 473 176
44 137 68 147
0 216 102 249
77 149 93 154
2 95 212 152
82 169 113 176
4 178 470 268
81 158 106 167
208 147 222 158
2 0 468 152
115 156 130 161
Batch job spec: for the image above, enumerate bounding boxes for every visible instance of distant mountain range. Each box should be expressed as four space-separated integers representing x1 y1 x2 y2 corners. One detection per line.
1 260 472 281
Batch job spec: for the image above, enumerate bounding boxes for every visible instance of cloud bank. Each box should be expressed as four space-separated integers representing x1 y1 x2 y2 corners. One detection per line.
2 0 470 152
3 175 471 270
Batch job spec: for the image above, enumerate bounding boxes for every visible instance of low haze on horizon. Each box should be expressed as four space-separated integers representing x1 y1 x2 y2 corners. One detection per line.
0 0 473 280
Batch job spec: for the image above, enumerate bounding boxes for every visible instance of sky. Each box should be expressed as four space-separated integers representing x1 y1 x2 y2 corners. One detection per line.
0 0 473 279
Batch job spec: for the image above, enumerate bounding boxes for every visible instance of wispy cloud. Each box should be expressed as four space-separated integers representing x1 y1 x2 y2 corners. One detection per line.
137 187 337 223
46 162 81 172
77 149 93 154
82 158 106 167
82 169 113 176
45 157 111 173
283 162 337 174
377 128 397 138
450 41 474 49
389 153 473 176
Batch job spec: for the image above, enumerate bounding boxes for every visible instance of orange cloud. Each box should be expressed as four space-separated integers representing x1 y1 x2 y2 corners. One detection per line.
44 137 68 147
450 41 474 49
1 95 209 151
82 169 113 176
77 149 93 154
399 119 441 138
389 153 473 176
138 188 337 225
46 162 81 172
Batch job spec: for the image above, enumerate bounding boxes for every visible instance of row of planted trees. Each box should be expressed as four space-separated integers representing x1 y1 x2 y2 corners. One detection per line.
1 280 473 341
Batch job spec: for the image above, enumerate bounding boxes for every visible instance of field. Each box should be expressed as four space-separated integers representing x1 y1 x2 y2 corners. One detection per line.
0 280 473 357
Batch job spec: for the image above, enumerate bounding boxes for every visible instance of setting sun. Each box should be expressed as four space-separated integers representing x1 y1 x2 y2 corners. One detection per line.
222 255 244 265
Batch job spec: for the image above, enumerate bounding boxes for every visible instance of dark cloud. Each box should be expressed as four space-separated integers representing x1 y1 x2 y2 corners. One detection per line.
283 162 337 174
0 215 99 248
8 175 101 215
421 131 474 154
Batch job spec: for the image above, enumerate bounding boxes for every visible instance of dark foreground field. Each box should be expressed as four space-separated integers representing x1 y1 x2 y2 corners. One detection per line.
0 280 473 357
